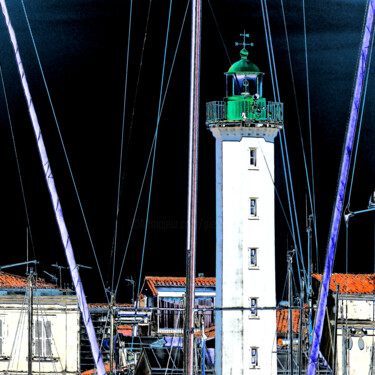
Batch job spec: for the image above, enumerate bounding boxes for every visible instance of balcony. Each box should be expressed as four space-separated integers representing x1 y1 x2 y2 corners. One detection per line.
206 99 283 124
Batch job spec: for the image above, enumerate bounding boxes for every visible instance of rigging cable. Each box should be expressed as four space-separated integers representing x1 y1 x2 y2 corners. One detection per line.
136 0 173 304
0 65 37 263
20 0 108 301
110 0 151 290
280 0 319 270
112 0 134 292
260 0 306 287
206 0 232 65
114 0 190 295
302 0 319 271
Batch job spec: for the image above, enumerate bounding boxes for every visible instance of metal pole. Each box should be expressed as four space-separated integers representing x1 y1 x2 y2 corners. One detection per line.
183 0 201 374
110 292 115 375
288 250 295 375
28 269 34 375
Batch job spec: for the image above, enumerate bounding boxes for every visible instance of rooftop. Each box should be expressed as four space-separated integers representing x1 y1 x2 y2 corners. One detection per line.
0 271 57 289
276 309 301 334
313 273 375 294
145 276 216 296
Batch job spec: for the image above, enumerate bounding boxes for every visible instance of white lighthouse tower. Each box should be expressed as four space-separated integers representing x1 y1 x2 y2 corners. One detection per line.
206 34 283 375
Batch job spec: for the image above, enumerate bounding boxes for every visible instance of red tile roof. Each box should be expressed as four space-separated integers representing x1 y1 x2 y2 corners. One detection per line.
313 273 375 294
276 309 301 334
145 276 216 296
0 271 57 289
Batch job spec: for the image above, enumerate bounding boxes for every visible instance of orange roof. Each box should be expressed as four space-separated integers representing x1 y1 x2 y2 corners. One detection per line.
276 309 300 334
194 325 216 339
145 276 216 296
0 271 56 289
313 273 375 294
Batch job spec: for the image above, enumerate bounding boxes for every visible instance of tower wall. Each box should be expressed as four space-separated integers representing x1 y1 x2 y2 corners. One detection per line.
212 126 278 375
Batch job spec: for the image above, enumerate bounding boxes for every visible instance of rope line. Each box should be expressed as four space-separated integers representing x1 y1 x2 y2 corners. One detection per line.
112 0 134 292
0 65 37 263
114 0 190 294
280 0 319 271
20 0 108 301
302 0 319 272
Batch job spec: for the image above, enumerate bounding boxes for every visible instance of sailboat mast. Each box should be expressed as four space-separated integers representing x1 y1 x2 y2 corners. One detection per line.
28 269 34 375
183 0 201 374
0 2 105 374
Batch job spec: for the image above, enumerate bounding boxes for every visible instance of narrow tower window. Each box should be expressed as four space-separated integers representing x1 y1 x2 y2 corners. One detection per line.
250 347 259 367
249 198 258 218
249 248 258 268
249 148 257 168
249 298 258 318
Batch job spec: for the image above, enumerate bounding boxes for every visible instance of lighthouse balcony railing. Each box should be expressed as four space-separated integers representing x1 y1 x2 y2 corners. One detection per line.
206 100 283 124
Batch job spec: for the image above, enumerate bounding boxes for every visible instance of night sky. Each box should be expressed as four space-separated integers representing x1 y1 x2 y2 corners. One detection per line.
0 0 374 303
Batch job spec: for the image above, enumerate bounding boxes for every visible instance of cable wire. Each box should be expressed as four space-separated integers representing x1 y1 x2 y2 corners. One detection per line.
20 0 108 301
112 0 134 292
114 0 190 295
0 64 37 263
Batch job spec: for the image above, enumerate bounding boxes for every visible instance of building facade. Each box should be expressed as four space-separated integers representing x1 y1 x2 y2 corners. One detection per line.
0 270 80 375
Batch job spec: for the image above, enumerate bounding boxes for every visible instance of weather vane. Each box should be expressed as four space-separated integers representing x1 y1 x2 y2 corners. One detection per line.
235 30 254 49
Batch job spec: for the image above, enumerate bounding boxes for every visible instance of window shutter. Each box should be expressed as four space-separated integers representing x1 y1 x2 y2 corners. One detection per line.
45 321 52 356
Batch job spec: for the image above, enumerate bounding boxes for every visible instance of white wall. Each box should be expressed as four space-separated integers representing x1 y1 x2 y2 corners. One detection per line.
0 294 80 375
212 126 279 375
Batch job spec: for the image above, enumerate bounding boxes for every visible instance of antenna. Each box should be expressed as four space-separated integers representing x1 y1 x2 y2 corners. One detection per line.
43 270 58 284
0 260 39 271
51 262 68 289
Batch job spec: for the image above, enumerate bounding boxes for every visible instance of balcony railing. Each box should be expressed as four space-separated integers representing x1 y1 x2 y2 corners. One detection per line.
206 100 283 124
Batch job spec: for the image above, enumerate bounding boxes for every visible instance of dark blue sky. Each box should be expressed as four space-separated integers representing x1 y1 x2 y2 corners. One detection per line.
0 0 373 302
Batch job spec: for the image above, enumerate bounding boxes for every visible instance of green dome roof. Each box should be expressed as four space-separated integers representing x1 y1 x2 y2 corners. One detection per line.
227 48 260 73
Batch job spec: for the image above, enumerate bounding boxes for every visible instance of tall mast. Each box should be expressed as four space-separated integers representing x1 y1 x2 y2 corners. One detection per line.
0 2 105 374
183 0 201 374
307 1 375 373
28 269 34 375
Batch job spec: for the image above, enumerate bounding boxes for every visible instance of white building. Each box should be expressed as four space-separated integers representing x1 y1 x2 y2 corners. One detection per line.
314 273 375 375
0 270 80 375
206 41 283 375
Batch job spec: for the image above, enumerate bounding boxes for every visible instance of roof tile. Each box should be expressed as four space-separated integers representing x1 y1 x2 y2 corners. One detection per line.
145 276 215 296
0 271 56 289
313 273 375 294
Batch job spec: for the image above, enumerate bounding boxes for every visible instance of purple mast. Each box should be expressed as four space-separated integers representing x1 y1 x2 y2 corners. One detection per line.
307 1 375 374
0 2 106 374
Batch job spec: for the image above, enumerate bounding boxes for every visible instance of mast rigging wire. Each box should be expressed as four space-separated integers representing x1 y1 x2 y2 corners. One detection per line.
114 0 190 295
112 0 134 292
20 0 108 301
260 0 306 288
0 65 37 263
302 0 319 272
109 0 151 291
135 0 173 306
280 0 319 271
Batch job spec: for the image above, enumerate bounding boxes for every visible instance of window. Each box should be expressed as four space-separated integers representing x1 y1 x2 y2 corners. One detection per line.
250 347 258 367
249 248 258 268
249 148 257 168
34 320 52 357
249 198 258 218
249 298 258 318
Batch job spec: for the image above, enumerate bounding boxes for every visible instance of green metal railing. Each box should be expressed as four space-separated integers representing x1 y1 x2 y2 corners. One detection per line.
206 100 283 124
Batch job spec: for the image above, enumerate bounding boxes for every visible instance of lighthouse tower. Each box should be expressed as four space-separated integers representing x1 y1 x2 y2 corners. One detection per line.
206 34 283 375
